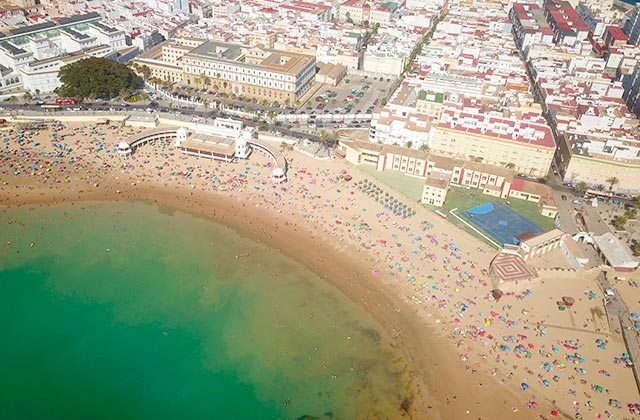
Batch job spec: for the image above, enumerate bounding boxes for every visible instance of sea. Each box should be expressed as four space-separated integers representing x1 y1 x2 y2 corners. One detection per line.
0 201 406 420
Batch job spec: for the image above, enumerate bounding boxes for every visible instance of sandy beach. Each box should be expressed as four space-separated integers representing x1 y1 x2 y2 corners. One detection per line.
3 119 640 419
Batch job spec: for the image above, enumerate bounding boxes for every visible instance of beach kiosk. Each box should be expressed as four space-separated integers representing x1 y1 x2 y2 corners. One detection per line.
117 141 132 155
271 167 287 184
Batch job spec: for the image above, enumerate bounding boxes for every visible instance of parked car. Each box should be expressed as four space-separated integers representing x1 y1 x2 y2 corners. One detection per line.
561 195 567 201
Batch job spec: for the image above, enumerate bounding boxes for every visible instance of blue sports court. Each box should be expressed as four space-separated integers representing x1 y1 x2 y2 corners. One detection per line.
463 202 543 246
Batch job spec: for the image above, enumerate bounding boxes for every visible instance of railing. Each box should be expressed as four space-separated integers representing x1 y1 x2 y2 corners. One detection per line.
129 129 178 148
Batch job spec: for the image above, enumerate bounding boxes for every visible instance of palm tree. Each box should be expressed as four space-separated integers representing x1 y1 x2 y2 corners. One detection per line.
22 91 32 102
406 140 413 149
505 162 516 170
420 144 430 153
575 181 589 194
595 184 605 192
606 176 620 192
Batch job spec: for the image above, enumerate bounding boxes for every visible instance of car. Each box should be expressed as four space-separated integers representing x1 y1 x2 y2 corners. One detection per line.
605 288 615 297
572 199 582 205
561 195 567 201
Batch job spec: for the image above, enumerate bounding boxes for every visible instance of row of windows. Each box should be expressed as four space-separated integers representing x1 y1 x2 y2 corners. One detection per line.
185 58 295 82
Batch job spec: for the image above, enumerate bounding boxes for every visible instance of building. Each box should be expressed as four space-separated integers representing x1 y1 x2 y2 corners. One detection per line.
624 4 640 46
363 34 407 76
134 40 316 104
20 45 115 93
369 108 433 148
510 3 554 50
338 139 558 217
431 109 556 177
175 119 253 162
592 232 638 272
557 131 640 192
544 0 590 46
315 62 347 86
604 26 628 49
518 228 566 260
421 173 450 206
624 62 640 116
0 12 127 93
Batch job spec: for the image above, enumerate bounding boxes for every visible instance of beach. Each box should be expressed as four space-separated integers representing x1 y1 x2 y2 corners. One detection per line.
2 119 639 419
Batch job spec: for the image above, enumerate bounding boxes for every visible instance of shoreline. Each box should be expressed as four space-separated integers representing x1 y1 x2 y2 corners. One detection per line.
1 177 538 419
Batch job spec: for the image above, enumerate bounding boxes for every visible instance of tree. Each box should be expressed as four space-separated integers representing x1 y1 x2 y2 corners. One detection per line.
625 208 637 220
7 96 18 104
613 215 627 230
575 181 589 194
505 162 516 170
319 130 336 152
420 144 430 152
57 57 142 99
406 140 413 149
139 65 151 79
606 176 620 192
22 91 32 102
595 184 605 192
633 242 640 256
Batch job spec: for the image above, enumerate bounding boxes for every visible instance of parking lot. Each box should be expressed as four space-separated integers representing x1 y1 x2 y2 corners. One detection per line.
297 74 397 118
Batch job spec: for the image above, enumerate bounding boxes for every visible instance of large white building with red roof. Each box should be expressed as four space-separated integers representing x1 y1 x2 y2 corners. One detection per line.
430 109 556 177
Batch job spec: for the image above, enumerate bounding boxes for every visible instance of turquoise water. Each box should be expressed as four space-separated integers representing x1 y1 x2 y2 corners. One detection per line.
0 202 406 420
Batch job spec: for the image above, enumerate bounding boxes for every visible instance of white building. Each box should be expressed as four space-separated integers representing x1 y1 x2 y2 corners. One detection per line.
363 35 408 76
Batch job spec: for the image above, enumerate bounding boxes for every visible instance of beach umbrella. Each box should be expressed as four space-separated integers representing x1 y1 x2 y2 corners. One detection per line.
521 383 529 391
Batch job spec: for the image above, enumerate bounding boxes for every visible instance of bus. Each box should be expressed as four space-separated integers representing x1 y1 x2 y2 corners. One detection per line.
55 98 76 105
41 104 62 111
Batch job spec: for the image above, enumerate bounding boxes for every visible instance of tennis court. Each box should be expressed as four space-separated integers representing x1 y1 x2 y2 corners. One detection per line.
463 201 543 246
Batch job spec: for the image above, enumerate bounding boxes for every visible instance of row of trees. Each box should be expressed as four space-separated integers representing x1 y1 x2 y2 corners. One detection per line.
573 177 620 195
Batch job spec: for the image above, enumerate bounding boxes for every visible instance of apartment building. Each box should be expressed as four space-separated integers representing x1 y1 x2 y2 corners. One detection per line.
624 4 640 45
363 34 408 76
624 62 640 116
544 0 590 46
135 40 316 104
509 3 554 50
431 109 556 177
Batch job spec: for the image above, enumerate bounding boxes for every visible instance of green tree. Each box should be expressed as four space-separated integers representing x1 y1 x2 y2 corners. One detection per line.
505 162 516 170
606 176 620 192
575 181 589 194
633 242 640 256
22 91 32 102
58 57 142 99
625 208 637 220
420 144 430 153
613 215 627 230
406 140 413 149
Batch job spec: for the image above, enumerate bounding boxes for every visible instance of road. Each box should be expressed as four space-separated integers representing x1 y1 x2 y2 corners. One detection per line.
0 103 320 142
